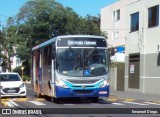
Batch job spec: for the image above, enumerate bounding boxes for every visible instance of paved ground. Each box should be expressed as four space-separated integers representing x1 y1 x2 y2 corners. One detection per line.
110 87 160 103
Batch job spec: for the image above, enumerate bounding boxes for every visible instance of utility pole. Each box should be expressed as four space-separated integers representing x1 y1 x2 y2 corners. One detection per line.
21 66 24 79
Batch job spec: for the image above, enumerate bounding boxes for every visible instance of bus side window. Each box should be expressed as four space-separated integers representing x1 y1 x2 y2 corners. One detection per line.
48 45 52 65
52 45 56 59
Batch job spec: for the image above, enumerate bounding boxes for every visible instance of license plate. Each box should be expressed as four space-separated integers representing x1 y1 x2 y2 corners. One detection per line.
7 90 16 93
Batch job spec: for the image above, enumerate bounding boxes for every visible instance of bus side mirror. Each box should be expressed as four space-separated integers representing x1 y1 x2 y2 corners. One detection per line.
110 48 115 56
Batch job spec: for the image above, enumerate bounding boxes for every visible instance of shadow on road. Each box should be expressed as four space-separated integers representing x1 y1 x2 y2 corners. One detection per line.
41 96 112 105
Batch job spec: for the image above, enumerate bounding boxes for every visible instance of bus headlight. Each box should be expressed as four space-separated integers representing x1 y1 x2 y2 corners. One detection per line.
99 80 109 88
56 80 68 88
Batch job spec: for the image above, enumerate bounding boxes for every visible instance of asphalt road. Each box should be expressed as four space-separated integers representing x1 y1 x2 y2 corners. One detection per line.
1 83 160 117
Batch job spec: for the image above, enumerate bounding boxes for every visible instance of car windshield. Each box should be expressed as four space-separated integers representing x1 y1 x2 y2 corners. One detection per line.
57 48 108 77
0 74 21 82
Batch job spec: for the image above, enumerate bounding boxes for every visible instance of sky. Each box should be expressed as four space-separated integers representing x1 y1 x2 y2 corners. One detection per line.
0 0 118 26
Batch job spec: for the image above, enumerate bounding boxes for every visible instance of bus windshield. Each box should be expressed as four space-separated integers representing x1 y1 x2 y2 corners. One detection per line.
57 48 108 77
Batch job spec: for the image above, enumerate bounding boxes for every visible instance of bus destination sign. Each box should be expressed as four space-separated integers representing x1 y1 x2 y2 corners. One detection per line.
67 40 96 46
57 38 107 47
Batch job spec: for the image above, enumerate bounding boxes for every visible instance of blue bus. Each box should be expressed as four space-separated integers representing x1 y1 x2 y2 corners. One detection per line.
31 35 110 102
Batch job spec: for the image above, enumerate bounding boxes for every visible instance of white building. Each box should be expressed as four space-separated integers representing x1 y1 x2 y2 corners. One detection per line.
101 0 160 95
101 0 127 62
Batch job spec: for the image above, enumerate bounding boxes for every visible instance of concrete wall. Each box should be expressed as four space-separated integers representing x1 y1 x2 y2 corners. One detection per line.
110 68 117 90
125 53 160 95
141 53 160 94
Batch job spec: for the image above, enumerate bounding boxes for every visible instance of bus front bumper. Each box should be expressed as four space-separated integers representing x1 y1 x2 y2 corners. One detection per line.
55 86 109 98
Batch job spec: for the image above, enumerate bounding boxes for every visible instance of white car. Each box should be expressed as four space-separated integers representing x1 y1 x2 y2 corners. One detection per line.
0 72 26 97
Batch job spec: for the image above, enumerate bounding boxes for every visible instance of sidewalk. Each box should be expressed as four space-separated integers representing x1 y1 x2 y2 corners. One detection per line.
110 87 160 102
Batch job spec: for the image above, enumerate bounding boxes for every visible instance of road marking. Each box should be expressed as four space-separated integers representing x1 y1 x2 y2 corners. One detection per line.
6 100 19 107
12 98 18 101
124 98 135 102
143 102 160 106
112 102 124 105
107 96 118 101
35 98 45 101
29 101 46 106
107 98 118 101
6 102 14 107
1 100 8 106
152 101 160 104
15 98 28 101
122 101 149 105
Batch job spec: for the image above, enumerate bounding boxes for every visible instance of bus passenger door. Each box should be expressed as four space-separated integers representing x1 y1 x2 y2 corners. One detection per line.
34 50 42 97
32 54 36 92
39 53 43 93
51 59 55 97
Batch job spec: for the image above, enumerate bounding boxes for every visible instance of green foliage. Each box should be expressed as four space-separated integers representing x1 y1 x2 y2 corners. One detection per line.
22 75 31 81
13 66 21 75
13 62 30 77
22 60 30 75
1 0 104 72
13 66 30 82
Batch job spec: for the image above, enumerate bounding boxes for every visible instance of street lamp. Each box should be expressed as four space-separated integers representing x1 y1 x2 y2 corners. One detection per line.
21 66 24 79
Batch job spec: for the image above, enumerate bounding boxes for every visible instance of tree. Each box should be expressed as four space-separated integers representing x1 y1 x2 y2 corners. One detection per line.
78 15 101 35
0 17 18 71
2 0 103 73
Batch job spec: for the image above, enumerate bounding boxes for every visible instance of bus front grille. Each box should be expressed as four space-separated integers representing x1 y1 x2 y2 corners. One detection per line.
67 79 100 84
72 85 94 88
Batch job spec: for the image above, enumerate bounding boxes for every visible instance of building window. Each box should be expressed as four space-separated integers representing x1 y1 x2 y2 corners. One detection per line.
113 11 115 21
112 31 119 40
113 10 120 21
148 5 159 28
115 31 119 39
116 9 120 21
130 12 139 32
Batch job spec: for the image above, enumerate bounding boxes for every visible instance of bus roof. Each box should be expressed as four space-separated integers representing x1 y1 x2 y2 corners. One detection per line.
32 35 106 51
